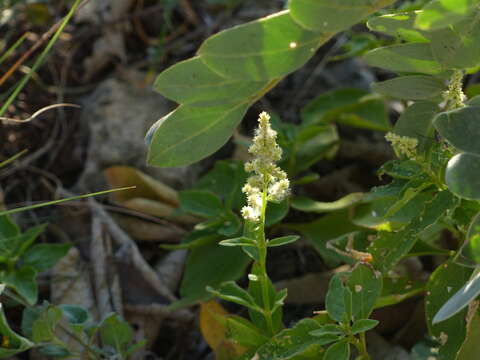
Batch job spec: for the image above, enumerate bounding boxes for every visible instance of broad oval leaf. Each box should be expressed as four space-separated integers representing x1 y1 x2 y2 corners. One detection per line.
179 190 224 218
364 42 442 74
153 57 269 106
0 303 33 358
415 0 479 30
426 14 480 69
445 153 480 200
426 261 472 358
434 106 480 155
372 75 445 100
198 11 327 81
347 263 383 320
289 0 395 33
147 102 249 167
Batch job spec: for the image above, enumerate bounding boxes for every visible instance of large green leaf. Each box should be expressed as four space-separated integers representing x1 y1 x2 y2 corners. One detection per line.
153 57 269 106
372 75 445 100
370 191 458 273
434 106 480 155
426 14 480 69
426 261 472 359
302 88 390 131
146 102 249 167
198 11 327 81
347 264 383 320
99 313 134 355
324 339 350 360
287 211 360 267
179 190 224 218
21 243 71 273
367 11 428 42
178 241 250 306
289 0 395 33
432 269 480 325
445 153 480 200
415 0 480 30
364 42 442 74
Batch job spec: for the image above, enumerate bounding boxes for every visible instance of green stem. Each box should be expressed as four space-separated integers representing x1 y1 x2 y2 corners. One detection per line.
352 332 371 360
257 184 275 336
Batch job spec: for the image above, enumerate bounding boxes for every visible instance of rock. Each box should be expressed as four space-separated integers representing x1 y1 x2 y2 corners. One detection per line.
75 77 200 191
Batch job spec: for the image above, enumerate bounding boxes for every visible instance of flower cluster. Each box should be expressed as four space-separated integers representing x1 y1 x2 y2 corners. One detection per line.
385 132 418 159
241 112 290 222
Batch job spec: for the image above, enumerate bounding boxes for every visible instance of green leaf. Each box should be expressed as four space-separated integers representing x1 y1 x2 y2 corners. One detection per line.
59 304 90 332
219 236 256 247
13 224 48 259
434 106 480 155
347 263 383 320
367 12 428 42
376 276 425 308
324 339 350 360
253 318 327 359
351 319 379 334
426 261 472 359
4 266 38 305
267 235 299 247
146 102 249 167
370 190 458 273
21 243 71 272
177 241 250 306
326 274 347 322
194 160 248 210
265 199 289 227
0 215 19 241
426 15 480 69
198 11 328 81
99 313 134 355
289 124 339 174
378 160 424 180
38 344 71 358
218 210 242 237
153 56 269 106
287 210 361 267
291 193 364 213
309 324 344 337
456 303 480 360
415 0 479 30
0 303 33 358
289 0 395 33
179 190 224 218
247 263 283 334
32 305 63 343
433 269 480 325
460 212 480 264
364 42 442 74
208 281 260 312
445 153 480 200
225 315 268 348
302 88 390 131
392 101 439 156
372 75 445 100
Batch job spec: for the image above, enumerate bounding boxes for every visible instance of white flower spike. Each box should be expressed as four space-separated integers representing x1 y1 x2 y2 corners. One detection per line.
241 112 290 222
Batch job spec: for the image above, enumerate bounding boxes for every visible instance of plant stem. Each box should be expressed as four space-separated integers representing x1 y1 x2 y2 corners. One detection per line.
258 184 275 336
352 332 371 360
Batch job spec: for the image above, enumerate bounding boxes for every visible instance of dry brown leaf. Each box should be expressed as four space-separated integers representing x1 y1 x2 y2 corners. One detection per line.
105 166 179 206
124 198 198 225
